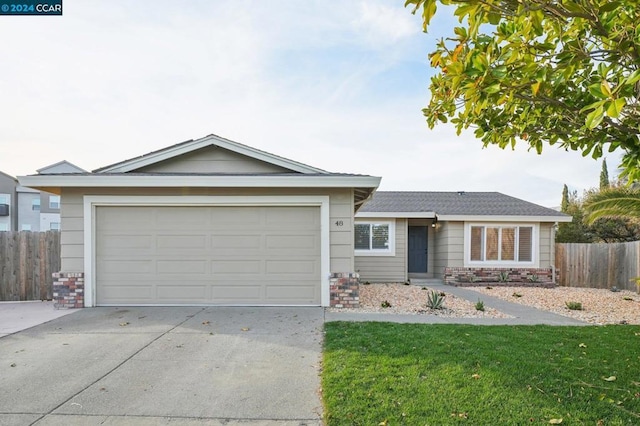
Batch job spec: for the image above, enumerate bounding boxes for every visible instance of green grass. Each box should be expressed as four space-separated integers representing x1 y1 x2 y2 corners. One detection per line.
322 323 640 425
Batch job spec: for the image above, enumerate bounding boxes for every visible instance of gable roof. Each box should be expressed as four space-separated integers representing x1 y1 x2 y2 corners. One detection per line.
357 191 571 222
93 133 327 174
18 134 380 209
37 160 87 174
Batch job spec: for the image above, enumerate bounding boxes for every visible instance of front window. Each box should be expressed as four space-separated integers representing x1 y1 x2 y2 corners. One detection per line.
21 224 32 231
50 222 60 230
468 224 534 264
354 221 395 256
49 195 60 209
32 199 41 211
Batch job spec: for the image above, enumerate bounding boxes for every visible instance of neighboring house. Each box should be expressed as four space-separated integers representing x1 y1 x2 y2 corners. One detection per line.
1 161 85 231
0 171 18 231
355 191 571 284
18 134 570 309
19 134 381 308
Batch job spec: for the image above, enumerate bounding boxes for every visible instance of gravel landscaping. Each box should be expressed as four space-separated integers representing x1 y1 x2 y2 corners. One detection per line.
336 283 640 324
469 285 640 325
338 283 512 318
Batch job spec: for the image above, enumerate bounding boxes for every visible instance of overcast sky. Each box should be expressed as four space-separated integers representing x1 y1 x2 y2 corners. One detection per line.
0 1 622 207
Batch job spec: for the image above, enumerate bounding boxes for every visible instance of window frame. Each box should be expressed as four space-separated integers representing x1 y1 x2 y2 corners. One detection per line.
464 223 538 267
354 220 396 257
21 224 32 231
32 198 41 211
50 222 60 230
49 195 60 209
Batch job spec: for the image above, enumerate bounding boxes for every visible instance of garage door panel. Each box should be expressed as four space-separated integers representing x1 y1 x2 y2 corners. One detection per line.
265 207 318 226
266 235 317 249
96 205 321 306
99 285 154 301
157 235 207 249
266 260 317 274
211 208 262 227
101 234 153 251
100 260 154 274
212 260 262 274
211 235 262 249
266 285 317 301
156 208 210 228
156 260 208 274
212 285 262 301
157 285 207 300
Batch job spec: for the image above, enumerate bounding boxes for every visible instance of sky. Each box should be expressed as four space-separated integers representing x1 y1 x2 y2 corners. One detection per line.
0 0 623 207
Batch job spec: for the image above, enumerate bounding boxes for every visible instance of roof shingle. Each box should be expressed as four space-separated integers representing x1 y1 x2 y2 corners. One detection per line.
360 191 567 217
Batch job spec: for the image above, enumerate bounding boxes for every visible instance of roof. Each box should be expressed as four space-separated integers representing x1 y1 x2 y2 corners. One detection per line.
93 133 328 174
37 160 87 174
357 191 571 222
18 134 381 209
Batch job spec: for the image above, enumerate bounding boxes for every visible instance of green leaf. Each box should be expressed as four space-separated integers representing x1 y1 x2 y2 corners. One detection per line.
599 2 621 13
585 106 604 129
606 98 626 118
601 81 612 97
484 83 501 94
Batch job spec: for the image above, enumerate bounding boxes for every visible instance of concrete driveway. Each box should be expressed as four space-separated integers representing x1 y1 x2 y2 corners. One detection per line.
0 307 324 426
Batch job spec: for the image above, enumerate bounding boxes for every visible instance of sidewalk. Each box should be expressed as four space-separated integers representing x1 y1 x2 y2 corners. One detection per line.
0 301 77 337
325 280 588 326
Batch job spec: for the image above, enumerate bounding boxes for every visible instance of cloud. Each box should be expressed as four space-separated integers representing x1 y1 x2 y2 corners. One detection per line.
0 1 618 208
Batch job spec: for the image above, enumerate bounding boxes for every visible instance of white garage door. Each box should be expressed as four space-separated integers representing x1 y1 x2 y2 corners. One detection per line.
95 205 321 305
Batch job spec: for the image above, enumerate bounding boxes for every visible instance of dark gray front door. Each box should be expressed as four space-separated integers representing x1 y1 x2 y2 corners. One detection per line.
408 226 428 273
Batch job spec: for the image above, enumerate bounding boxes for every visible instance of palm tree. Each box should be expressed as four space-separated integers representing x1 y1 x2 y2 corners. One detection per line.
583 186 640 224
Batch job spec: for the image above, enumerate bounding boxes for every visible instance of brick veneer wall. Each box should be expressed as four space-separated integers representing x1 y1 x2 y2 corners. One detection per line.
53 272 85 309
329 272 359 308
444 267 555 286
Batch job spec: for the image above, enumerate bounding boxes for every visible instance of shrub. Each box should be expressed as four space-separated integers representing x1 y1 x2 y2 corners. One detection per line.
497 271 509 283
381 300 392 308
426 290 445 310
475 300 485 311
566 301 583 311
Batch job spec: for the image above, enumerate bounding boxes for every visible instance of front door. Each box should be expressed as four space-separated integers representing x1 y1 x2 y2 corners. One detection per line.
408 226 428 273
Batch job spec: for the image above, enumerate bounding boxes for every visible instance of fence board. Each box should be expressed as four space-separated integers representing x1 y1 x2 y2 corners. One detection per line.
555 241 639 292
0 231 60 301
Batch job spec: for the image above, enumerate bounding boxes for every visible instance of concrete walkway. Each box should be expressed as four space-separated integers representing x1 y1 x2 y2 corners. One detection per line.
325 280 587 326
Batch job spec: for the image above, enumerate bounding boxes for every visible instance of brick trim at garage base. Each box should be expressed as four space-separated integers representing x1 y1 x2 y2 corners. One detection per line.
53 272 85 309
329 272 360 308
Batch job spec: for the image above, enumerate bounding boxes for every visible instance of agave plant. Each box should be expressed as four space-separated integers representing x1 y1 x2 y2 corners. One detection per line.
426 290 445 310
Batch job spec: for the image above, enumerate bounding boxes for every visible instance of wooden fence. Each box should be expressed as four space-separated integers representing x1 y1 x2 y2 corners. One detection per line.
0 231 60 301
555 241 640 292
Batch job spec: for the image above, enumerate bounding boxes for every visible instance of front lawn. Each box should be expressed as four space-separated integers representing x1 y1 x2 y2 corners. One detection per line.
323 323 640 425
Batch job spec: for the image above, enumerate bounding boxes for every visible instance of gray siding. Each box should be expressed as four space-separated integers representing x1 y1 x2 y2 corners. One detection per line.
17 192 41 231
355 218 406 282
59 187 354 274
40 193 61 214
0 173 17 231
137 147 293 174
539 222 553 267
433 221 464 278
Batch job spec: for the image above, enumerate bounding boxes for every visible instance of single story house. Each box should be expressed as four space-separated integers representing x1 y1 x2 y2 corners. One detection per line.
355 191 571 285
19 134 570 308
